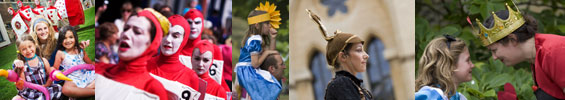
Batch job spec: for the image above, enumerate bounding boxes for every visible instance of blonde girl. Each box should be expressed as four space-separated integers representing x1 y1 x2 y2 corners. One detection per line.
235 2 282 100
13 34 63 100
415 35 474 100
29 16 58 60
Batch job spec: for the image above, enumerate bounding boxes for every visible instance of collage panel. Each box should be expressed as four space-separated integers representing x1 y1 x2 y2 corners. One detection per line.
231 0 289 100
95 0 232 100
416 0 565 100
0 0 95 100
0 0 561 100
288 0 414 100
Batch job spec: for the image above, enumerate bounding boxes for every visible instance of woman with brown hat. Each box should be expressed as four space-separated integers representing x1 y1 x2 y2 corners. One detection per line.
307 10 372 100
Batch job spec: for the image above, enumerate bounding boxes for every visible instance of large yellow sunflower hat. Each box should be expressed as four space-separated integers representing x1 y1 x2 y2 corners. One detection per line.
247 1 282 29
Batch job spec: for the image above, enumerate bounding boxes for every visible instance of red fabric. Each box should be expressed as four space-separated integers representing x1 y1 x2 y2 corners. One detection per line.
96 63 168 100
95 10 168 100
8 7 15 17
46 6 60 32
212 45 231 92
220 45 232 81
220 75 230 92
194 41 215 56
46 6 60 20
32 5 44 15
181 9 204 56
65 0 84 26
497 83 517 100
147 15 199 89
212 45 223 63
199 72 227 99
534 33 565 99
18 5 32 21
147 58 200 89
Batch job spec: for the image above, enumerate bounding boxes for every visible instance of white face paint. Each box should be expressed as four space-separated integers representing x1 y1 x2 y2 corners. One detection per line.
187 18 202 39
35 0 39 5
191 48 213 75
160 25 185 56
118 16 152 61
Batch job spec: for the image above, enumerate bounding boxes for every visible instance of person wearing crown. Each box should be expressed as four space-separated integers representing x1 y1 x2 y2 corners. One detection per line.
473 3 565 99
235 1 282 100
306 10 373 100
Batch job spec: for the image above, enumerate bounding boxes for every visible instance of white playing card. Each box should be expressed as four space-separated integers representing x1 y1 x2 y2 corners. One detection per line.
11 13 29 37
209 60 224 85
54 0 67 19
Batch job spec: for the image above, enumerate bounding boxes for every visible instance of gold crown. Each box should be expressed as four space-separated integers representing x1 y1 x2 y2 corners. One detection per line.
248 1 281 29
475 3 525 46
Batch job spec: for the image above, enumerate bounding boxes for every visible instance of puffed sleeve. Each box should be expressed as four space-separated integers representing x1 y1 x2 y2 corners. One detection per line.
415 86 444 100
244 38 262 54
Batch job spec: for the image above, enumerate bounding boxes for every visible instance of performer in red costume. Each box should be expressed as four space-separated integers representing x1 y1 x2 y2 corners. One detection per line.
471 4 565 99
181 9 204 57
95 8 169 100
16 1 32 21
31 0 45 17
146 15 202 99
182 9 231 93
532 33 565 99
191 41 227 99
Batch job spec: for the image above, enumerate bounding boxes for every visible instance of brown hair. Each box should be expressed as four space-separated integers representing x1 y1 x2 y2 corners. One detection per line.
416 36 467 97
242 10 270 49
98 22 118 41
201 33 218 44
259 53 280 71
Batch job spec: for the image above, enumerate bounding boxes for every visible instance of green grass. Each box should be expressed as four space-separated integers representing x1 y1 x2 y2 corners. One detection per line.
0 43 19 100
78 25 95 61
0 7 95 99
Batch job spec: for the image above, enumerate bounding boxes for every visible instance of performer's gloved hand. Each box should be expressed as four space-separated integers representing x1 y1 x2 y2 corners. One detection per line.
50 70 72 81
497 83 517 100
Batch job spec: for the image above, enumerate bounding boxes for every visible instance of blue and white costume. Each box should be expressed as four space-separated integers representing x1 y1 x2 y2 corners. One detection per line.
235 35 281 100
415 86 467 100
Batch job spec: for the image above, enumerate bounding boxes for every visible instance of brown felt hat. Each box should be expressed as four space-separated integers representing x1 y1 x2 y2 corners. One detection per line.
306 9 365 66
325 32 364 66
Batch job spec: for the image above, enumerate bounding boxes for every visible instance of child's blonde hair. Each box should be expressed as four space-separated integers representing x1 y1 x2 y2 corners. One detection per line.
29 16 58 59
416 36 467 97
